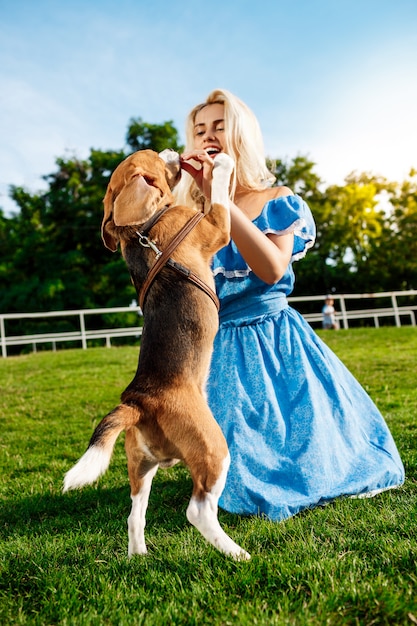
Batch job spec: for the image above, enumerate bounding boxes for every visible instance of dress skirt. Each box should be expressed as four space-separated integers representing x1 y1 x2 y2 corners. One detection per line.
207 293 405 520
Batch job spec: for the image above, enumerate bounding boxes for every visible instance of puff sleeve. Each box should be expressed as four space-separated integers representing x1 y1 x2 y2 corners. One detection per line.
255 194 316 261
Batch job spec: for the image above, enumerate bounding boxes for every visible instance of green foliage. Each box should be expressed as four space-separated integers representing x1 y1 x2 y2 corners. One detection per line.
126 117 184 153
1 150 130 314
269 154 323 199
295 170 417 295
0 119 183 314
383 170 417 290
1 328 416 624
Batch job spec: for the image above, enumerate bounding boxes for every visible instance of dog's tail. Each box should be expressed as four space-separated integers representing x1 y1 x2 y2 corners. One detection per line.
63 404 138 492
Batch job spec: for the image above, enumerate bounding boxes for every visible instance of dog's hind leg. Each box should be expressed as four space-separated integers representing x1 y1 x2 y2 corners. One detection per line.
127 463 158 556
158 397 250 560
125 427 159 557
186 453 251 561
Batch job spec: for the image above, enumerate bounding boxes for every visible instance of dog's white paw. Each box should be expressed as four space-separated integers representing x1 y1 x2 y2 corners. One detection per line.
159 148 180 166
213 153 235 176
128 542 148 557
210 153 234 210
232 548 251 561
159 149 181 189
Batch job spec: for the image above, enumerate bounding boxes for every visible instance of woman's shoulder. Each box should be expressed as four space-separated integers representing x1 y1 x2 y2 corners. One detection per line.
266 185 294 200
258 188 309 222
234 186 294 220
255 191 316 260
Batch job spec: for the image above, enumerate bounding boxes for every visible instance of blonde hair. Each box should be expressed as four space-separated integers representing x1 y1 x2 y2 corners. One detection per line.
175 88 275 206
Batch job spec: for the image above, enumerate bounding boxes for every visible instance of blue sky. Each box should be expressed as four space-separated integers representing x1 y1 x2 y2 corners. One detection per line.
1 0 416 214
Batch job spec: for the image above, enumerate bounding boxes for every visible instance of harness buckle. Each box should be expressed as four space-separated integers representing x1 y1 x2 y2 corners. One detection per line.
136 232 162 258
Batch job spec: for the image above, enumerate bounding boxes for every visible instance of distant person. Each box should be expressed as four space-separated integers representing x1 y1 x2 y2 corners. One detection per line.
322 296 339 330
175 87 404 522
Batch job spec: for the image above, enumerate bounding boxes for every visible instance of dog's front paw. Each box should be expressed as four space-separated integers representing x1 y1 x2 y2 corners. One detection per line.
159 149 181 189
159 148 180 166
213 153 234 176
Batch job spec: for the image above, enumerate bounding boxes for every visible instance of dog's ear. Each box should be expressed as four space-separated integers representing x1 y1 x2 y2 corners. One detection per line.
159 149 181 189
101 150 178 252
101 186 119 251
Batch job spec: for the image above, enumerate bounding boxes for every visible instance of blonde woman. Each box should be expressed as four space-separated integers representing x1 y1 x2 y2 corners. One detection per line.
176 88 404 520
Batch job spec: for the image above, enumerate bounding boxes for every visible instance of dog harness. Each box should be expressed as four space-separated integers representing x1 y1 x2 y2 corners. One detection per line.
136 207 220 312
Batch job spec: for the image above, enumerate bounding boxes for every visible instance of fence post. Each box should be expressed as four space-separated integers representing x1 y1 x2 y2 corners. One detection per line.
0 316 6 358
80 312 87 349
391 293 401 327
339 296 348 329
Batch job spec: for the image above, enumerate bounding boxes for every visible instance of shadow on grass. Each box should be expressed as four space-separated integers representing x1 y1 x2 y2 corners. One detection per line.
0 466 196 542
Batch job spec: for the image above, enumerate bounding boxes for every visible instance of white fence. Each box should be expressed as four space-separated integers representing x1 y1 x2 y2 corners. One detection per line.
290 290 417 330
1 290 416 358
0 305 143 358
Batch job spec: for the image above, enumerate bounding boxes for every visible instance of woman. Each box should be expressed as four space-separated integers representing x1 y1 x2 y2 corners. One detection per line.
176 88 404 520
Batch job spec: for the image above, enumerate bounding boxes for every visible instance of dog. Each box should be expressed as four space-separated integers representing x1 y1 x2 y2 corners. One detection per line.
63 148 250 561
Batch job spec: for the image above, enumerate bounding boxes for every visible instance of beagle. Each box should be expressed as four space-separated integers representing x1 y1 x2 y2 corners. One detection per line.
63 149 250 561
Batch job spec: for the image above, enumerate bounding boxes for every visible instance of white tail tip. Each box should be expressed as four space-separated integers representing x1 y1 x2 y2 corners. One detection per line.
63 446 111 492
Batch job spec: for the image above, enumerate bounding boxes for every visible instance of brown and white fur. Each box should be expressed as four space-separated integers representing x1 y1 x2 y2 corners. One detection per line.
63 149 250 561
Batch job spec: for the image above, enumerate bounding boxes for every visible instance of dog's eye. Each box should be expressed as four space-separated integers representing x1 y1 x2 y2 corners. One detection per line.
143 176 155 186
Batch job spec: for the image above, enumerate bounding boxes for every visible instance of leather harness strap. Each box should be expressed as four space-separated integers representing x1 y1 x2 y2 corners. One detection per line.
137 209 220 312
138 206 172 238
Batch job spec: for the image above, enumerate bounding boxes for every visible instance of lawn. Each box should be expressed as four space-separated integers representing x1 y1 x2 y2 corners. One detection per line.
1 327 416 625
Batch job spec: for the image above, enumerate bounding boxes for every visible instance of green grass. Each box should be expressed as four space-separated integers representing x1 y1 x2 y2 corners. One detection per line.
1 327 416 625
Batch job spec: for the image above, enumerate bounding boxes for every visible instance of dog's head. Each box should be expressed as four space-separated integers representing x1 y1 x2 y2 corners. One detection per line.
102 149 181 251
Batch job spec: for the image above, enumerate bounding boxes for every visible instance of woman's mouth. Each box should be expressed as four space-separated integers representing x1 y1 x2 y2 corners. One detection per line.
206 147 221 157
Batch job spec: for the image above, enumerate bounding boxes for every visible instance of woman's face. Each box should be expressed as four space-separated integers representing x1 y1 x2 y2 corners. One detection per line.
193 103 225 156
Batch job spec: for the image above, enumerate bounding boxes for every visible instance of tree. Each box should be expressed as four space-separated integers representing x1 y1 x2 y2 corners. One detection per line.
269 154 323 200
374 169 417 291
126 118 184 153
0 119 184 315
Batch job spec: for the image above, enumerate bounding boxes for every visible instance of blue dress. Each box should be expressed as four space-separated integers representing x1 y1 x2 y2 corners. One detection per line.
207 194 405 520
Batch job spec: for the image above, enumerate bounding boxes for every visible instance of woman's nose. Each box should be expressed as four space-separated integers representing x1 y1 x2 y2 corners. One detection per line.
203 128 216 140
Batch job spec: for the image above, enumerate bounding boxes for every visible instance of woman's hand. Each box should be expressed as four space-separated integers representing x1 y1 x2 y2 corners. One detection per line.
180 149 215 200
181 150 293 285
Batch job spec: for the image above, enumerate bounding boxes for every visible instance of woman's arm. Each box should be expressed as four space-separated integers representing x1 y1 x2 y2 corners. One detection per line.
229 203 293 284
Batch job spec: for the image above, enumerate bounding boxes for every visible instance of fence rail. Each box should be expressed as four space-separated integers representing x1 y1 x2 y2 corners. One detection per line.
289 290 417 330
1 291 416 357
0 306 143 358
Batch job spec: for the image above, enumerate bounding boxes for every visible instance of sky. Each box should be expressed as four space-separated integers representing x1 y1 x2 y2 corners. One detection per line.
1 0 417 215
